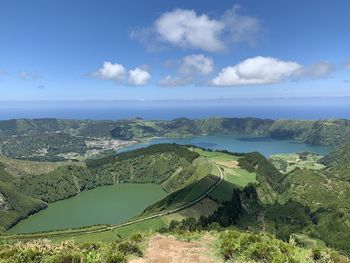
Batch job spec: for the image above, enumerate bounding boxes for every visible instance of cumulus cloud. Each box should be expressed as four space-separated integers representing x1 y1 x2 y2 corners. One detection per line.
180 54 214 75
18 71 42 80
93 61 126 81
154 9 225 52
212 56 301 86
92 62 150 86
299 62 335 79
128 67 151 85
131 5 260 52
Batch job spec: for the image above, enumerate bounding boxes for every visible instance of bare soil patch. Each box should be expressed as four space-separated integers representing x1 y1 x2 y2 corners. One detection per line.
130 235 217 263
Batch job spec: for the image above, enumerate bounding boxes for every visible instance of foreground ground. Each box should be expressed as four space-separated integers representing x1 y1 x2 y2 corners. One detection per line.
130 235 218 263
1 230 348 263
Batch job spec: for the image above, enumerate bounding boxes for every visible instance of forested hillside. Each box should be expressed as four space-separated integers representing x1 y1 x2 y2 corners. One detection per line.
234 150 350 254
151 146 350 255
0 144 207 231
1 117 350 161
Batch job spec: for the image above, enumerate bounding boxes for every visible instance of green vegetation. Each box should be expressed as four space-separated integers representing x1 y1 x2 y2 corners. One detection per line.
269 119 350 146
232 149 350 255
0 232 145 263
2 118 350 261
142 174 219 215
2 229 348 263
239 152 285 194
0 178 47 231
321 140 350 181
1 117 348 161
0 144 208 231
217 229 347 263
270 152 326 173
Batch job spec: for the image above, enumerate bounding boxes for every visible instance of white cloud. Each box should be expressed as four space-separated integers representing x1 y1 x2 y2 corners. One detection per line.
212 56 301 86
180 54 214 75
154 9 225 52
131 5 260 52
128 67 151 85
299 62 335 79
158 75 191 87
159 54 213 87
18 71 42 80
93 62 150 86
93 61 126 81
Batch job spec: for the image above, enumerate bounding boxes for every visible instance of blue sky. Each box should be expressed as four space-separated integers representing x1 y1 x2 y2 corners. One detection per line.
0 0 349 101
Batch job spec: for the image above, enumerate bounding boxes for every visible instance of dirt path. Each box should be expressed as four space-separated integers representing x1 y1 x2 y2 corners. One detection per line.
130 235 217 263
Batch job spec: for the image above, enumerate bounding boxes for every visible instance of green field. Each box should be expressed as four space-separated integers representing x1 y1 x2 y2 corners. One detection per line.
53 218 167 243
195 149 257 202
269 152 326 173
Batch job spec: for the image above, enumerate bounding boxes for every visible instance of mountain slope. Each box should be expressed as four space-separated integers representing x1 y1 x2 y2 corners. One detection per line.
0 144 208 231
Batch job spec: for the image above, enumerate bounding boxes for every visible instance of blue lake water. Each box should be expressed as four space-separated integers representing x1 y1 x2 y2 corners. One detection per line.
118 135 330 157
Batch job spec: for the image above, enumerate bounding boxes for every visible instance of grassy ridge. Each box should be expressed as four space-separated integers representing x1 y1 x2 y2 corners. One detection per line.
0 144 203 231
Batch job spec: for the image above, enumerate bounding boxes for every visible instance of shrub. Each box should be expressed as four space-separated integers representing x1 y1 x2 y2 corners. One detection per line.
105 252 126 263
130 233 143 243
219 230 302 263
117 241 143 257
312 248 322 261
52 254 81 263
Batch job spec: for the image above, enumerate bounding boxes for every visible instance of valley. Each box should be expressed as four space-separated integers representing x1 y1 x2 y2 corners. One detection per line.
0 117 350 262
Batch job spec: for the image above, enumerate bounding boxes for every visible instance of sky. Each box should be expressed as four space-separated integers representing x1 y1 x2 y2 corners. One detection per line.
0 0 350 101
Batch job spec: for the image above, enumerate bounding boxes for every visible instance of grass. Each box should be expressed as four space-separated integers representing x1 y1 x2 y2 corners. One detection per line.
194 149 257 202
209 180 237 202
269 153 326 173
194 148 239 162
163 197 219 224
291 233 326 249
52 218 167 243
224 168 257 188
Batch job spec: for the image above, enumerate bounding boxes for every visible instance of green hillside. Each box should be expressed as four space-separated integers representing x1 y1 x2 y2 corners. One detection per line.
1 137 350 259
2 117 350 161
0 144 207 231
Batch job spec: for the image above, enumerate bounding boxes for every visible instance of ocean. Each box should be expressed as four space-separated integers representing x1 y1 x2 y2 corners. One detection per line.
1 98 350 120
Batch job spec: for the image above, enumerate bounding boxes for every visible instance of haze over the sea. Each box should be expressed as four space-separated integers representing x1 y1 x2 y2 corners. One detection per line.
1 97 350 121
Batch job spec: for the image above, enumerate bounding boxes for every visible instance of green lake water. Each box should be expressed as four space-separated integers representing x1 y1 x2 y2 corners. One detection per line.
9 134 331 234
9 183 166 234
